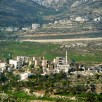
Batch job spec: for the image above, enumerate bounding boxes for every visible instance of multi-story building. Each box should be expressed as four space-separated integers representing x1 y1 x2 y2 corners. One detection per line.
9 56 29 69
33 57 42 67
9 60 22 69
53 51 70 73
42 51 70 75
17 56 29 65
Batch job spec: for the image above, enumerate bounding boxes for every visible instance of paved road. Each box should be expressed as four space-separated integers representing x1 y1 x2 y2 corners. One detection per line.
21 37 102 43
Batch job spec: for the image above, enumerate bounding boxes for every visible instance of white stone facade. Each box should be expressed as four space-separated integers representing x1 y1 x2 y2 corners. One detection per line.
9 60 22 69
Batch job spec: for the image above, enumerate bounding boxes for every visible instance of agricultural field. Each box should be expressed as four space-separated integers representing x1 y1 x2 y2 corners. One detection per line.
19 31 102 40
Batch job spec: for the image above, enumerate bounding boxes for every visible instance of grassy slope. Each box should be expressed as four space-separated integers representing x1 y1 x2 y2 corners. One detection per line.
0 41 59 60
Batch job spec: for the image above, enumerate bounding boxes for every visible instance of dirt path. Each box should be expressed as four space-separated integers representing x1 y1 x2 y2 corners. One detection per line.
21 37 102 43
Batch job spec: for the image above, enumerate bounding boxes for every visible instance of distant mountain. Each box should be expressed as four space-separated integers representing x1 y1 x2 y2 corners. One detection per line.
32 0 102 13
0 0 102 27
0 0 58 27
32 0 68 9
70 0 102 16
32 0 102 16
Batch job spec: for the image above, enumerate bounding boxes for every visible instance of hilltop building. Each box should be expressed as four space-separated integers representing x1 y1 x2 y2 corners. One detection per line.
75 16 85 22
5 27 14 32
94 17 101 22
32 23 40 30
22 27 31 31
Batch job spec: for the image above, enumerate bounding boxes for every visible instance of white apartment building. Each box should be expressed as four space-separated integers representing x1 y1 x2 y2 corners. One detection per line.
9 56 29 69
9 60 22 69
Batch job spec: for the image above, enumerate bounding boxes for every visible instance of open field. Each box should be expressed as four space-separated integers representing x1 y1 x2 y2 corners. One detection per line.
0 41 102 65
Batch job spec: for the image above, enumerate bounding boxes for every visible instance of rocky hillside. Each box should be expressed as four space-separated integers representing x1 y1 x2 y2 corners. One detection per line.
0 0 102 27
33 0 102 17
70 0 102 16
33 0 102 13
0 0 57 27
32 0 68 9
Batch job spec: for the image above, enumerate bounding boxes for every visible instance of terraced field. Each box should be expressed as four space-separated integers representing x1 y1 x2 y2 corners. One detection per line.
19 31 102 40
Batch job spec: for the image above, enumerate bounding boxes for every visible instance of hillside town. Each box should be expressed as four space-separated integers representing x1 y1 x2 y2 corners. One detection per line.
0 0 102 101
0 15 101 32
0 51 102 81
0 23 40 32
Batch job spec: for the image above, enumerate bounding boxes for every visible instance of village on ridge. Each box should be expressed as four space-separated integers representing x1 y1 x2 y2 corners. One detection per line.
0 51 102 81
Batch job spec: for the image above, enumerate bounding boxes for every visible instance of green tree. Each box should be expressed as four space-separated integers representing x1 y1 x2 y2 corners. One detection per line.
85 93 97 102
